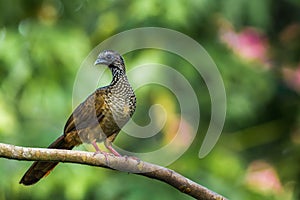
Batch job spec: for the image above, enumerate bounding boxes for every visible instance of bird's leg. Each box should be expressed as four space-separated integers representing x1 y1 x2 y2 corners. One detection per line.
104 139 121 157
104 136 139 161
92 140 110 164
92 140 101 153
104 141 140 161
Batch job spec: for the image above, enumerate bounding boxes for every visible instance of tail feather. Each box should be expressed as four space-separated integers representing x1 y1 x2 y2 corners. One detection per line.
19 135 75 185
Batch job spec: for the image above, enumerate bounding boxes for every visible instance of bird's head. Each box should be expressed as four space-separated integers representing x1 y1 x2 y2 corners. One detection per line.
94 50 125 73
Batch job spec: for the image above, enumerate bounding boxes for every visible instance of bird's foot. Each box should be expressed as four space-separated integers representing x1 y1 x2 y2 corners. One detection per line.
92 141 111 164
105 143 122 157
93 150 111 165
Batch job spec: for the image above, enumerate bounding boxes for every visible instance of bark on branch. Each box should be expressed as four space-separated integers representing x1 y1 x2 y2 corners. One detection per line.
0 142 227 200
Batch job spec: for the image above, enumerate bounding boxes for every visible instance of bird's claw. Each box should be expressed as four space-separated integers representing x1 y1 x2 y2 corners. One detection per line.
93 150 110 165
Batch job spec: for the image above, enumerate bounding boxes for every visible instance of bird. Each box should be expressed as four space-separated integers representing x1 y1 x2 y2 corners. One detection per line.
19 50 136 185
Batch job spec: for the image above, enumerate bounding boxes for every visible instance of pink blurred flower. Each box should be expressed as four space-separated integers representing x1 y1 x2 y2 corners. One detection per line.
219 25 270 67
245 160 283 195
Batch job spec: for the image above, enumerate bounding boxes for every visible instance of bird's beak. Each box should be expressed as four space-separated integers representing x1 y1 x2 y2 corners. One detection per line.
94 58 106 66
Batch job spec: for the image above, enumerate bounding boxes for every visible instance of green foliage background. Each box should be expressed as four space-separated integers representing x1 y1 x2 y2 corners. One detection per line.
0 0 300 199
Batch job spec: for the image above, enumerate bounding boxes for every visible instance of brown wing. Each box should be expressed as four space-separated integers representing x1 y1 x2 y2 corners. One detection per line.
63 89 106 134
19 89 107 186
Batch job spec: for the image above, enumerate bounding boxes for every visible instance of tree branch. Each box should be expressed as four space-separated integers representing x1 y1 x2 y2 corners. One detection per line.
0 142 227 200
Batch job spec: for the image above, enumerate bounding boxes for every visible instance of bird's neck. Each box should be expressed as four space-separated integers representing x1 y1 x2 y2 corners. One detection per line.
110 67 127 86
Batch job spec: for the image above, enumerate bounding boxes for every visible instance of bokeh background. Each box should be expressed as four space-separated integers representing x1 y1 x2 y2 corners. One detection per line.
1 0 300 199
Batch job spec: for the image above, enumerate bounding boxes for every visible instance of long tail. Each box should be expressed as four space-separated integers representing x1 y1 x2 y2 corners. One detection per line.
19 135 75 185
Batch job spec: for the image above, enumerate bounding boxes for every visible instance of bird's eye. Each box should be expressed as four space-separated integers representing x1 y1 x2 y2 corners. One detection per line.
106 54 112 59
